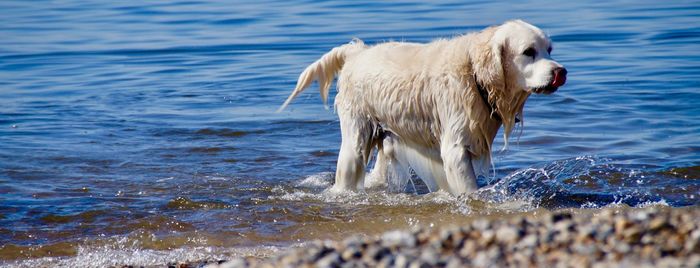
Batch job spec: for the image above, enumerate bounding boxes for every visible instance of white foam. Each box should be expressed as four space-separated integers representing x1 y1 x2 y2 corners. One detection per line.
7 245 283 268
295 172 334 188
156 176 175 182
204 176 231 181
274 157 623 216
635 199 670 208
364 169 387 189
275 190 325 201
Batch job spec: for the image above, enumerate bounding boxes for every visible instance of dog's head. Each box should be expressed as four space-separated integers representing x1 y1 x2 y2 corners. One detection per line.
474 20 567 95
468 20 566 150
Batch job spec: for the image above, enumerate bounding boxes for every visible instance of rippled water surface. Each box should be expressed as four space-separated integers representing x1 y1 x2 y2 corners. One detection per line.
1 0 699 266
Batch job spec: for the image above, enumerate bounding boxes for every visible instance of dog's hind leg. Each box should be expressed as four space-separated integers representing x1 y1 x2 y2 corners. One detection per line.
365 145 389 188
330 110 373 193
380 135 415 192
382 135 443 192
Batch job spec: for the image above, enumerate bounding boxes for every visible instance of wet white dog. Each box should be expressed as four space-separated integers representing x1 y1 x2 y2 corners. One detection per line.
279 20 567 195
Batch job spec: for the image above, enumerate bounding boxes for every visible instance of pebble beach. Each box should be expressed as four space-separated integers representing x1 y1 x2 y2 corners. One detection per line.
206 206 700 268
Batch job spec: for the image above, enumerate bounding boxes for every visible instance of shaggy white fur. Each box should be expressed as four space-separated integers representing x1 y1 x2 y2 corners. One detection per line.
280 20 566 195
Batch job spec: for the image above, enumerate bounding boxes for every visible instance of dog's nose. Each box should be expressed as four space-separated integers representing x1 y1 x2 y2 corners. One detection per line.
551 67 567 87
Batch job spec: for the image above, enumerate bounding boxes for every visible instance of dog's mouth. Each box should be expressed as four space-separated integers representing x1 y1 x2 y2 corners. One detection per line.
531 84 559 94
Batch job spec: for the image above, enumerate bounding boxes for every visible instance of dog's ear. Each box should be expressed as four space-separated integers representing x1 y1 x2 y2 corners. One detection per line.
470 25 506 94
493 40 508 94
470 25 524 151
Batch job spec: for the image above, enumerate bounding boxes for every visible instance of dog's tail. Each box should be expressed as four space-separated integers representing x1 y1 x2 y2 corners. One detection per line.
277 38 366 112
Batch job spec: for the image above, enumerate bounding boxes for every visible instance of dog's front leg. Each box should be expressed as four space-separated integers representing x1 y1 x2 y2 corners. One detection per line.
440 135 479 195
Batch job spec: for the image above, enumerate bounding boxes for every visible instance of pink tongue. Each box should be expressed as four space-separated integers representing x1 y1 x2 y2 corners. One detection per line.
551 71 566 87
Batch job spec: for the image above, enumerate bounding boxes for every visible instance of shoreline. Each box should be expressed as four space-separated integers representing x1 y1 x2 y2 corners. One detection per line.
206 205 700 268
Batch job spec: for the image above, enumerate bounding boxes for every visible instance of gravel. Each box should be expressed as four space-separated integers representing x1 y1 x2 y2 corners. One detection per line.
204 206 700 268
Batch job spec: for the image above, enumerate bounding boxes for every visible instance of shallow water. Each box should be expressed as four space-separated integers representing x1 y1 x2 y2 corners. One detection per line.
1 0 699 266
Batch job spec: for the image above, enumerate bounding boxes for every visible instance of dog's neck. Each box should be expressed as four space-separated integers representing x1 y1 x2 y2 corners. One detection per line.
473 73 520 123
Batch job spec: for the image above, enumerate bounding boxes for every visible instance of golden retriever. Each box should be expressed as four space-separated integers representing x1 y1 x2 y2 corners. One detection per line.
279 20 567 195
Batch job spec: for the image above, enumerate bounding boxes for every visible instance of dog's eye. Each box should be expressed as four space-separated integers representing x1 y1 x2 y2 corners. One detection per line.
547 46 552 54
523 47 536 59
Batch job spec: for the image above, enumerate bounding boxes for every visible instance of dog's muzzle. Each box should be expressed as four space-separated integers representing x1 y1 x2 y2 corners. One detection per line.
534 67 567 94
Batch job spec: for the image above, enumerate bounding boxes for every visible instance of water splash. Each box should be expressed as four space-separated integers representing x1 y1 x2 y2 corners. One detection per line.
7 243 282 268
277 156 688 215
472 156 691 210
295 172 334 188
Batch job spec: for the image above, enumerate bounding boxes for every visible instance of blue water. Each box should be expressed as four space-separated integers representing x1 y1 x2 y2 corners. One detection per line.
1 0 699 265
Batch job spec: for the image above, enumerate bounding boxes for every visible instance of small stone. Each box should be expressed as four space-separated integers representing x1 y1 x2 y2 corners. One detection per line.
473 251 490 267
438 228 463 249
648 218 670 231
376 255 395 268
459 239 477 257
595 224 614 241
641 233 654 244
445 257 463 268
382 230 417 248
554 228 572 243
692 229 700 241
364 246 391 263
553 220 573 232
614 242 631 254
394 254 410 268
517 234 538 248
496 225 520 244
341 246 362 260
662 235 683 253
685 236 699 252
479 230 495 245
622 226 643 242
657 257 681 267
615 218 632 233
306 246 332 262
569 255 591 268
539 228 554 244
408 260 430 268
486 246 502 262
419 249 440 266
640 245 658 258
316 252 341 268
514 250 536 266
